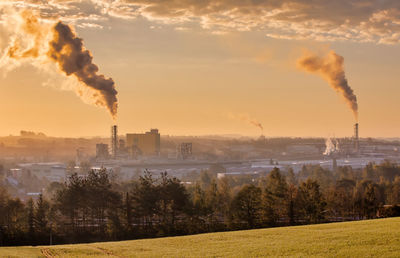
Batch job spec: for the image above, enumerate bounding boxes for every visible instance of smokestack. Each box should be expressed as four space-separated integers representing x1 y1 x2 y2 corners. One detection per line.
354 123 359 153
111 125 118 158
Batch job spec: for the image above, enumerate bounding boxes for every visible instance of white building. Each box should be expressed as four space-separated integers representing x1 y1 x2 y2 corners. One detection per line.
17 162 67 182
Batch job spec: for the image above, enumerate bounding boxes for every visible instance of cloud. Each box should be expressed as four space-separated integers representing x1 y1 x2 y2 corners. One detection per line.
2 1 400 44
77 22 104 29
118 0 400 44
0 0 110 28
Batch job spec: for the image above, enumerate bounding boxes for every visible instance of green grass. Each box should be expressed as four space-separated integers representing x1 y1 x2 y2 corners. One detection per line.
1 218 400 257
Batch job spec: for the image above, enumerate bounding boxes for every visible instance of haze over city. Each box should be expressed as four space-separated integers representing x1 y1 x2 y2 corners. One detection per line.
2 1 400 256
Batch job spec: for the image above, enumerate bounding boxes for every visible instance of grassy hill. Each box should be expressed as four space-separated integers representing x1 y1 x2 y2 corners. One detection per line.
2 218 400 257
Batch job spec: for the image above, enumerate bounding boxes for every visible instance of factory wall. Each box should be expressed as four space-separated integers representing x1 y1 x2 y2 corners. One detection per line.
126 129 160 156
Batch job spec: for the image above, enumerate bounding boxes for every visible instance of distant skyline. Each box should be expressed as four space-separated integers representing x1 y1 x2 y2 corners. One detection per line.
1 1 400 138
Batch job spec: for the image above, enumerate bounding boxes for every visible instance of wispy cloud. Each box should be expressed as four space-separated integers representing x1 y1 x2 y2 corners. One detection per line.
2 1 400 44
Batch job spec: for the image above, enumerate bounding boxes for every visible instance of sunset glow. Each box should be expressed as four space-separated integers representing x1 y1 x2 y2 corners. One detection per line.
1 1 400 137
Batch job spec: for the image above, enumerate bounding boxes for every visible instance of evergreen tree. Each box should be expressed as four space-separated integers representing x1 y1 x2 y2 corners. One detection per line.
125 192 132 228
263 168 288 224
231 184 262 228
217 177 232 223
35 194 49 234
27 198 35 240
297 179 326 223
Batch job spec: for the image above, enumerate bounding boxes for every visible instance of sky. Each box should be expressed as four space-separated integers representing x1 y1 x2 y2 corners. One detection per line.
1 1 400 138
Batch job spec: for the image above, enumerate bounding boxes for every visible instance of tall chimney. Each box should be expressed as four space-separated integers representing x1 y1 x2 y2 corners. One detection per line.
354 123 359 153
111 125 118 158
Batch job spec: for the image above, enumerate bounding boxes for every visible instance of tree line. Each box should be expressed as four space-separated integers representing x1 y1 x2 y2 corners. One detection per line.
1 160 400 246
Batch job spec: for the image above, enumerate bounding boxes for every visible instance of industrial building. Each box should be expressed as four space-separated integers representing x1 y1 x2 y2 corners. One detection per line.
96 143 109 160
179 142 193 160
126 129 161 157
96 126 161 160
17 162 67 182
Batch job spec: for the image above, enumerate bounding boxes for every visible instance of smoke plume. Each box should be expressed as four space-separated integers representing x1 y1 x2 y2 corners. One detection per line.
297 50 358 121
323 137 339 156
48 22 118 118
0 10 118 118
229 113 264 134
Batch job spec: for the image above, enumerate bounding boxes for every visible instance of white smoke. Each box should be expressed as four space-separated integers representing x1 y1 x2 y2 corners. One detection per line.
323 137 340 156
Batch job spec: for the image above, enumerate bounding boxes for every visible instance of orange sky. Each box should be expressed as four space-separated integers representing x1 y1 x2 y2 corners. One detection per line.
1 2 400 138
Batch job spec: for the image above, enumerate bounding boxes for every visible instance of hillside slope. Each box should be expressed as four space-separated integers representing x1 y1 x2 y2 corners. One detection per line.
1 218 400 257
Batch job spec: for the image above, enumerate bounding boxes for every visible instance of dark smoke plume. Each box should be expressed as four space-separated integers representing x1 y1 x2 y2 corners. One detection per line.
249 120 263 133
297 50 358 120
48 22 118 118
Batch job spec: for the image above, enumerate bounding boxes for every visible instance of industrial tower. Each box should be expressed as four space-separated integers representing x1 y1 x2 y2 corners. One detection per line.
111 125 118 158
354 123 359 153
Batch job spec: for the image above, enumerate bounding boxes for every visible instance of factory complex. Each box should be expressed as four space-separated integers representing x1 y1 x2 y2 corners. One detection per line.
6 122 400 189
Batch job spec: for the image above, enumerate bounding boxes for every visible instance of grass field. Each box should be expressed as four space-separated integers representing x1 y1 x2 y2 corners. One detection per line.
1 218 400 257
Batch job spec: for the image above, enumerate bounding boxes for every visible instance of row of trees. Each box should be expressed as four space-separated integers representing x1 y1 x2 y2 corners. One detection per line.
1 161 400 246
